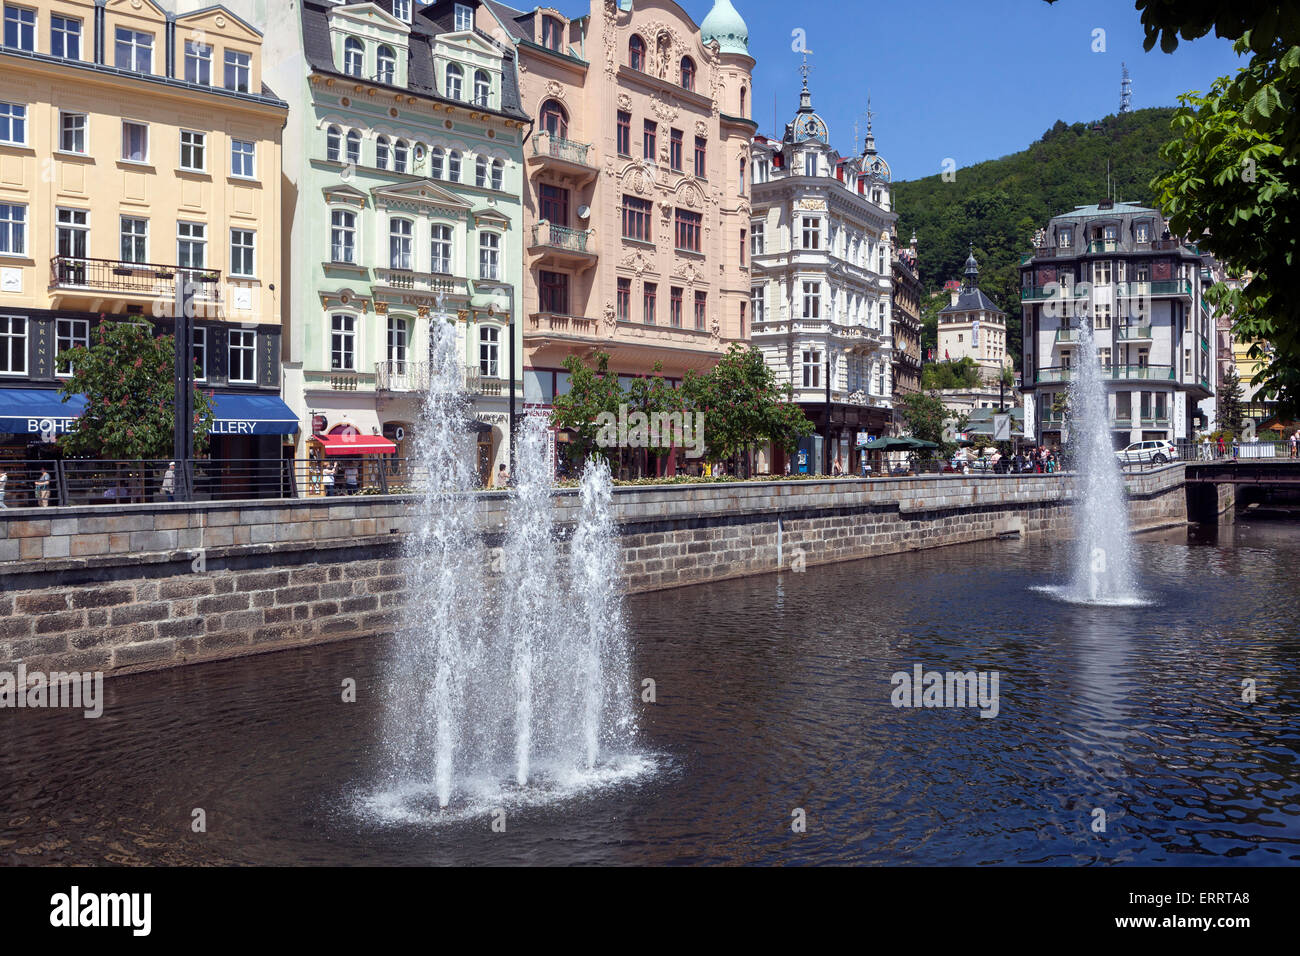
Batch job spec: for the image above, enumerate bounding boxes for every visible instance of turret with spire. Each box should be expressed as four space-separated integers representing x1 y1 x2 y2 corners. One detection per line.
964 244 980 290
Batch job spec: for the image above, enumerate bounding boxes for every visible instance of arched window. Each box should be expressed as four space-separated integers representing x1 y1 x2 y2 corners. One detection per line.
376 45 395 84
447 149 461 182
739 157 746 190
375 135 390 169
389 217 413 270
445 63 463 100
326 124 342 162
394 138 408 173
541 15 563 51
739 85 747 117
430 146 445 179
680 56 695 91
628 35 645 71
431 224 452 273
539 99 568 138
490 158 504 191
475 155 489 187
473 69 490 107
345 129 361 165
343 37 364 77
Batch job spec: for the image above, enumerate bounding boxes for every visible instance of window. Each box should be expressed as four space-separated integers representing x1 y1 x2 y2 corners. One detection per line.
3 203 30 256
669 286 683 328
394 0 411 21
475 155 489 187
1058 227 1073 248
740 85 746 117
228 329 256 383
802 281 820 318
185 40 212 84
539 270 569 314
674 209 701 252
114 28 152 73
616 110 631 155
1135 222 1149 243
343 37 364 77
643 120 655 160
622 195 651 241
376 45 395 84
629 34 645 70
230 229 255 277
445 63 463 100
231 139 255 178
180 130 206 171
56 208 88 269
616 277 630 320
539 183 568 226
479 326 499 377
1100 347 1112 368
802 349 821 388
804 152 817 176
430 224 452 273
1093 259 1112 285
740 229 746 266
541 15 562 51
473 70 490 107
695 291 707 331
55 318 89 376
389 218 413 270
430 146 445 179
59 112 86 153
0 316 26 375
670 128 682 171
120 216 148 263
393 139 408 173
753 157 768 184
1093 301 1111 330
694 136 706 177
331 210 356 262
326 125 341 162
540 99 567 138
801 215 820 250
681 56 695 91
177 222 206 269
739 157 745 190
751 222 764 256
454 3 473 31
490 158 504 191
751 285 765 323
0 101 26 145
643 282 656 324
344 129 360 165
376 135 390 170
331 314 356 370
4 5 34 51
51 14 80 59
740 300 746 338
447 149 461 181
388 316 408 363
192 327 206 381
479 232 500 279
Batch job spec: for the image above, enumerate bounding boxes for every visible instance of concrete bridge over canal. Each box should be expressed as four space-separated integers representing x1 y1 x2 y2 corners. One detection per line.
1183 459 1300 521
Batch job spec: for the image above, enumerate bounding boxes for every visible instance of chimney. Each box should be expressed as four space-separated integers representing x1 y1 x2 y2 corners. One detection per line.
950 289 959 307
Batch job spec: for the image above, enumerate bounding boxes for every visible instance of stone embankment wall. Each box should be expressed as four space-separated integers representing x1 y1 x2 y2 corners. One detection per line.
0 466 1198 676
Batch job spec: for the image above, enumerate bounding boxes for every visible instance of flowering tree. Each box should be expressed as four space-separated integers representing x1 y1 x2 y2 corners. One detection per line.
550 351 624 465
56 319 214 460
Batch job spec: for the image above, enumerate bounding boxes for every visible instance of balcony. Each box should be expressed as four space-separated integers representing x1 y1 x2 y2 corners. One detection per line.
1115 279 1193 300
1054 328 1077 343
375 360 429 392
529 222 596 270
49 256 221 303
1087 239 1119 253
372 268 459 298
464 365 504 397
1022 284 1090 301
1114 323 1153 341
1035 364 1175 384
526 311 600 340
526 131 598 184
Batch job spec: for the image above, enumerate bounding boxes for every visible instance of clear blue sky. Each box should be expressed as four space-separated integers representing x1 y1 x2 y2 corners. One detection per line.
681 0 1246 181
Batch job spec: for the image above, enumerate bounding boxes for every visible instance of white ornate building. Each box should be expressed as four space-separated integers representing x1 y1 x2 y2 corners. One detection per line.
750 75 897 474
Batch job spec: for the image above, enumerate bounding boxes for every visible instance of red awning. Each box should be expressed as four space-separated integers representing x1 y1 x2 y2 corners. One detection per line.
317 433 396 455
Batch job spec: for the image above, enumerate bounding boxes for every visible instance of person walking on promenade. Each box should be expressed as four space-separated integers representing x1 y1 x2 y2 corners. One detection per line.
1290 429 1298 459
161 462 176 502
1201 435 1211 461
0 468 7 508
1232 436 1240 461
35 467 51 507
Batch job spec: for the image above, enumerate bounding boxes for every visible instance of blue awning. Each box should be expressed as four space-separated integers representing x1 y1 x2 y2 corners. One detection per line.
0 389 86 436
209 394 299 436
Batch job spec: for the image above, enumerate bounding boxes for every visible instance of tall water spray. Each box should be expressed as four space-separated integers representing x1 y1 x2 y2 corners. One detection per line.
1066 319 1139 603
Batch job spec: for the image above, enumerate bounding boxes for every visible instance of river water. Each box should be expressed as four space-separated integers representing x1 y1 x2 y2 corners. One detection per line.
2 521 1297 865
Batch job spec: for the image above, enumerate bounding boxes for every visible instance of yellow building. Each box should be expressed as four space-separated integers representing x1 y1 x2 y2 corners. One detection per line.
0 0 291 461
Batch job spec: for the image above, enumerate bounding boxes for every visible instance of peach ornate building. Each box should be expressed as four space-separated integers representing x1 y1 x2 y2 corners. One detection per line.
482 0 754 406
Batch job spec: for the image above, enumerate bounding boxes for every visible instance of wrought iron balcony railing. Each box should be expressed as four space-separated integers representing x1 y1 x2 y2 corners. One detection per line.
50 256 221 300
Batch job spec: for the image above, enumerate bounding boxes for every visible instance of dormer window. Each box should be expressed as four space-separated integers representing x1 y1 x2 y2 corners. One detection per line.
394 0 411 21
473 69 490 107
629 34 645 71
376 45 395 84
343 37 364 77
804 152 817 177
445 63 463 100
1135 221 1149 243
681 56 695 91
541 15 563 51
454 3 473 32
1058 226 1073 248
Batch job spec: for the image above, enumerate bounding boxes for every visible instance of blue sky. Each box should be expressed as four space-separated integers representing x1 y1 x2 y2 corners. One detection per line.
681 0 1246 181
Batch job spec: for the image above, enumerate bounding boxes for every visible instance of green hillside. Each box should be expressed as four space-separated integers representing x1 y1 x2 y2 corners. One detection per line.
893 107 1180 365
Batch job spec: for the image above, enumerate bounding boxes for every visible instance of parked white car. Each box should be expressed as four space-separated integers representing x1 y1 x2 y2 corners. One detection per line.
1116 440 1178 464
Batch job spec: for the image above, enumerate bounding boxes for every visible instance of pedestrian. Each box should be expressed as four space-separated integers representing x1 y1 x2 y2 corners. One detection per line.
1231 436 1240 461
1201 435 1211 461
1216 435 1226 458
832 457 843 476
0 468 6 509
160 461 176 502
494 463 509 488
344 462 359 494
322 462 336 497
35 467 51 507
1291 429 1298 459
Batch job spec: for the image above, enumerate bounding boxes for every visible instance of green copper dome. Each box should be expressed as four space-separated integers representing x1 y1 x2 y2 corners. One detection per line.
701 0 749 55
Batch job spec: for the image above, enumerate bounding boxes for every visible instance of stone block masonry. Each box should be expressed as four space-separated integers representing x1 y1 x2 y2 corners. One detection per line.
0 467 1199 677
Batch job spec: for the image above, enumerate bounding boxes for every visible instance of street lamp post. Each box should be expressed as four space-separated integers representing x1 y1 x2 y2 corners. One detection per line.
173 275 195 499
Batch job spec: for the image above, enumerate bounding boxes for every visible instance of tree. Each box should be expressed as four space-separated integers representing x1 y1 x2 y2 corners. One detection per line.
921 357 982 390
898 391 965 457
624 361 681 475
681 344 813 466
1217 364 1246 435
550 351 624 465
56 319 214 460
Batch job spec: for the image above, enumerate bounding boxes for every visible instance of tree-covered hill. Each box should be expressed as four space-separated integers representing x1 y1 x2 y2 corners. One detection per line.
893 107 1180 366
